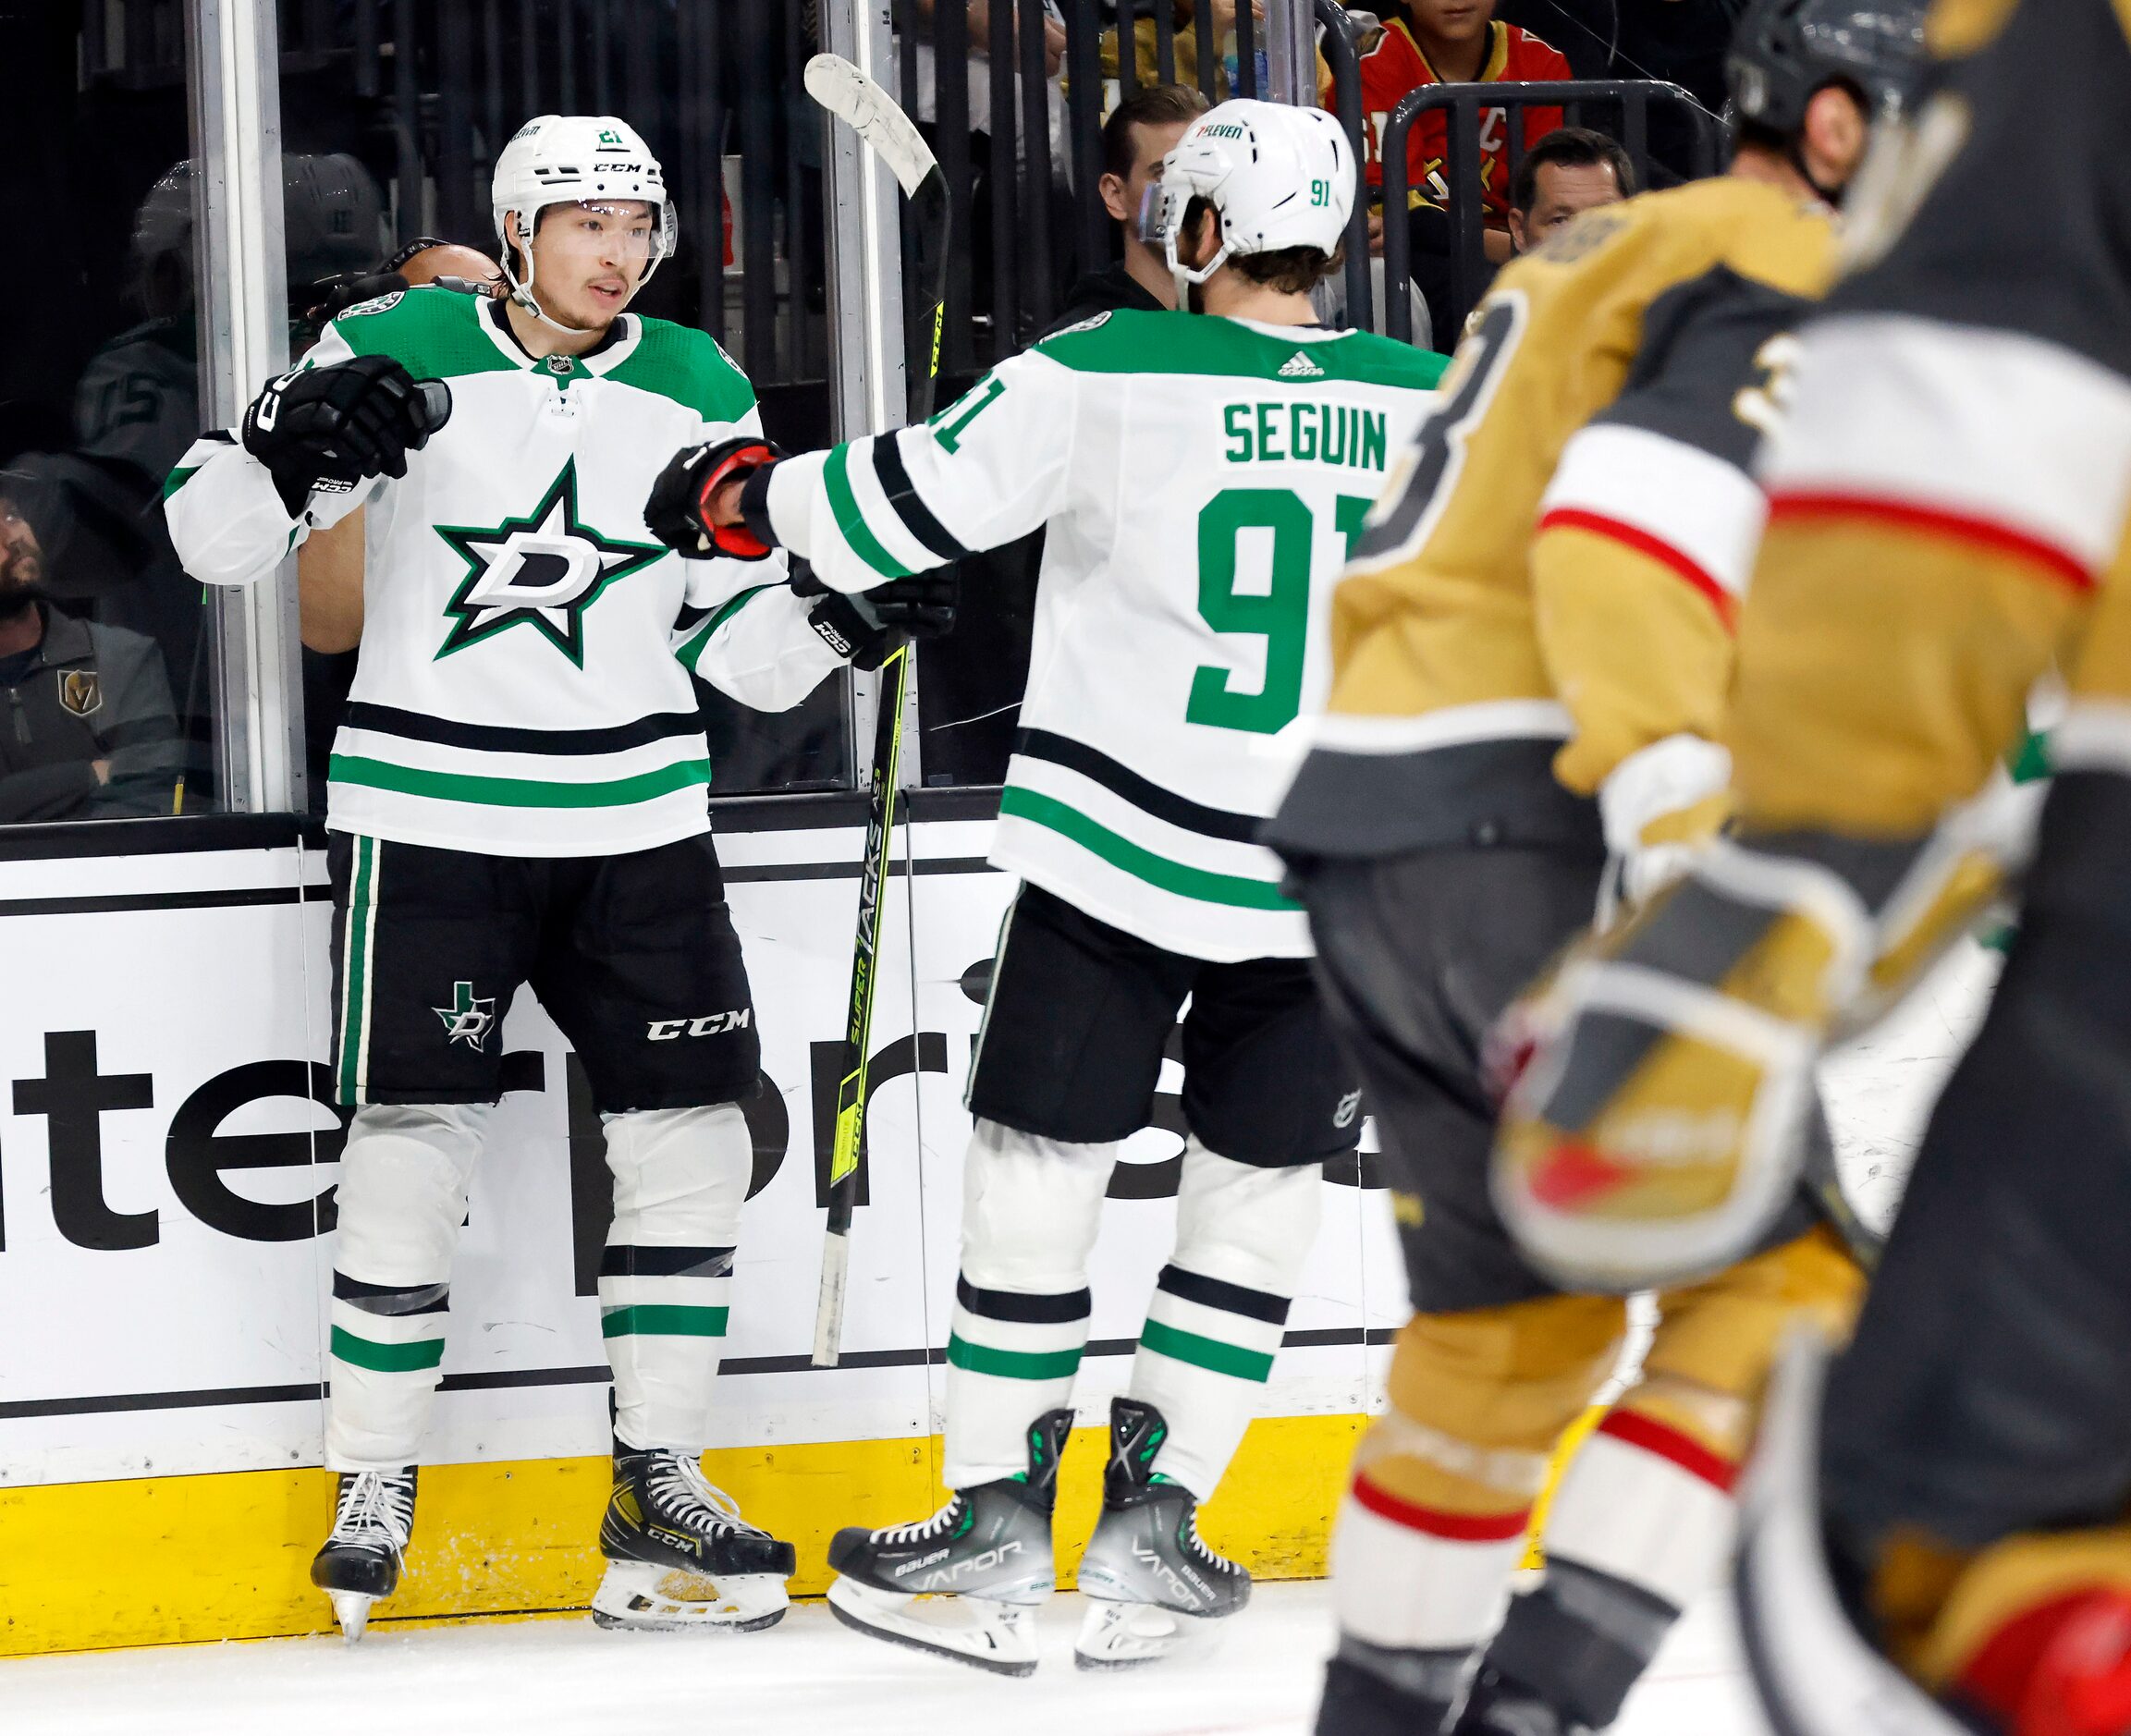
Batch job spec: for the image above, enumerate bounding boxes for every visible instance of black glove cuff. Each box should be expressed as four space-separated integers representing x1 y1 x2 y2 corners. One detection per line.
739 463 780 553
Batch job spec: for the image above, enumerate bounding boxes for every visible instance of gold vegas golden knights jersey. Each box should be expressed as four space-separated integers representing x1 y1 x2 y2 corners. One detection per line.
1268 176 1835 860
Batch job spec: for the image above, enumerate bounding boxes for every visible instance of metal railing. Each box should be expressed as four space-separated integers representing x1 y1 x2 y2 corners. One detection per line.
1313 0 1374 331
1378 77 1720 342
890 0 1257 377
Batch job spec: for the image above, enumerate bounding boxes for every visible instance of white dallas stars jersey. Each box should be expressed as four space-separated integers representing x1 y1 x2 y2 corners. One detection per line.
766 309 1446 960
165 287 840 856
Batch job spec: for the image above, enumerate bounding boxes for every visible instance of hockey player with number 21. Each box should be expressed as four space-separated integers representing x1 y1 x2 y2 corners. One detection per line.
645 99 1445 1675
164 114 956 1641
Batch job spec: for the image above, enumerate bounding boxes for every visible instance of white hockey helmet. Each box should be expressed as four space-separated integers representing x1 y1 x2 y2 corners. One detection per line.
1141 99 1355 303
492 114 677 326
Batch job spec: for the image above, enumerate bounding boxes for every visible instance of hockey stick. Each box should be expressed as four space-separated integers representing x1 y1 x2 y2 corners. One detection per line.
806 53 951 1367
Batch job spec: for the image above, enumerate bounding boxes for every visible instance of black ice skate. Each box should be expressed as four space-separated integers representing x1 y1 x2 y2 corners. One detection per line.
311 1467 417 1642
592 1444 796 1632
1448 1663 1590 1736
1073 1396 1250 1669
824 1408 1073 1677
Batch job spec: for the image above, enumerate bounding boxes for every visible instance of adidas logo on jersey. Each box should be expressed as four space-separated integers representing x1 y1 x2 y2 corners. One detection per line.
1278 350 1325 378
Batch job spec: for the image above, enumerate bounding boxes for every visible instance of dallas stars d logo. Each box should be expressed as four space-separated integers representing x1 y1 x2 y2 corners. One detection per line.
433 981 496 1050
433 459 665 666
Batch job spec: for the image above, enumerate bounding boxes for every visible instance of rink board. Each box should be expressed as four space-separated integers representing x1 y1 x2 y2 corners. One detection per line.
0 810 1407 1655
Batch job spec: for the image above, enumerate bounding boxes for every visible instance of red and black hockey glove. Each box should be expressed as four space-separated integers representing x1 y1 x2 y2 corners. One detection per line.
643 436 784 560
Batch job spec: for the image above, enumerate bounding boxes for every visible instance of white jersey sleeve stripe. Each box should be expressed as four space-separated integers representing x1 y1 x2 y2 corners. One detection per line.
821 441 931 581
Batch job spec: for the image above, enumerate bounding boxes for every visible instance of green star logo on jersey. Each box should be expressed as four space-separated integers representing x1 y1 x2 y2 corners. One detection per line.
432 458 666 666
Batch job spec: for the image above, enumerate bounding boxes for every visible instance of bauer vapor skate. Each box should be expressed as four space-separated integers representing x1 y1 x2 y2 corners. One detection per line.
592 1444 795 1632
312 1467 417 1642
1074 1397 1250 1669
824 1408 1073 1677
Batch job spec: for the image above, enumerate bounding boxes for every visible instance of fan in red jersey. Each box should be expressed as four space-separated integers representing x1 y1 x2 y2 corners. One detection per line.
1330 0 1573 227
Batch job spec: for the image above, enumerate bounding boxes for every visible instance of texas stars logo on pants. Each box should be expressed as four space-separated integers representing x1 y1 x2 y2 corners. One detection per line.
433 981 497 1050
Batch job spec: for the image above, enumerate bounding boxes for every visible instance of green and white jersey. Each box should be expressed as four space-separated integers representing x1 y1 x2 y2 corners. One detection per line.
766 309 1447 960
165 287 840 857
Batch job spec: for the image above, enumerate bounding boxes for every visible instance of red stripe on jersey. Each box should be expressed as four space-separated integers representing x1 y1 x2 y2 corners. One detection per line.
1598 1408 1738 1493
1537 506 1738 631
1352 1473 1531 1541
1766 492 2097 593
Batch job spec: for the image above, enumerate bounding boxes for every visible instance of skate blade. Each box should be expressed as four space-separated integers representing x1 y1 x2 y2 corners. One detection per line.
327 1590 375 1644
590 1561 789 1633
826 1574 1040 1678
1072 1598 1209 1670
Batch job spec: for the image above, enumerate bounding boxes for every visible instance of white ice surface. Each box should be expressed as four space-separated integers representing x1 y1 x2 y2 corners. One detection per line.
0 1582 1770 1736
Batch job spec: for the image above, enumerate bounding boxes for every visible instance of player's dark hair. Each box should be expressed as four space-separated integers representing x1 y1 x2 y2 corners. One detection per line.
1509 127 1635 215
1180 195 1341 295
1102 83 1210 182
1231 243 1344 295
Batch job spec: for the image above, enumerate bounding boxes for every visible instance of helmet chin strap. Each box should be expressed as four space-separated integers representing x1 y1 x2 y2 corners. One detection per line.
499 237 602 336
1165 229 1233 315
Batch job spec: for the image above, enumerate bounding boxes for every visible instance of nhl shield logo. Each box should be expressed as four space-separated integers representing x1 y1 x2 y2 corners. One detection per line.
57 670 101 717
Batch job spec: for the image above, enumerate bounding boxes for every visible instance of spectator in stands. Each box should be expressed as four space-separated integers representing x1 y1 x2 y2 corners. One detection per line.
1075 83 1210 317
0 473 183 822
1105 1 1267 97
1506 125 1634 251
1331 0 1572 256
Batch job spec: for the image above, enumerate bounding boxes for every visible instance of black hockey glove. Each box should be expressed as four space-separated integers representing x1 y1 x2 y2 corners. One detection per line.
644 436 784 560
794 563 959 671
242 354 452 516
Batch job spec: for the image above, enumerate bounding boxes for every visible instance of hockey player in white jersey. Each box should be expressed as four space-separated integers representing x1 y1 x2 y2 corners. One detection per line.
647 99 1445 1675
164 114 954 1641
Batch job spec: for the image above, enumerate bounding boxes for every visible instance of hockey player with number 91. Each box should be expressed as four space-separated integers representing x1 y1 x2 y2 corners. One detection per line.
164 114 957 1642
644 99 1446 1674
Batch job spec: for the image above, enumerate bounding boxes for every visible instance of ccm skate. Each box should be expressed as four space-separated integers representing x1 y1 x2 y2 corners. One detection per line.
592 1444 795 1632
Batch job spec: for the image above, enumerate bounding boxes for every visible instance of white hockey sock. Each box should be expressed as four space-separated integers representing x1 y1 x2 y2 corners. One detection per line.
1476 1403 1738 1726
601 1105 751 1452
1127 1140 1323 1498
1329 1473 1530 1662
943 1119 1117 1490
1537 1401 1738 1613
325 1102 489 1473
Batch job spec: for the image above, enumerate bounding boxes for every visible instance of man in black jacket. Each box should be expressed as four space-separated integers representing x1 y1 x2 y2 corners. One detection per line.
0 476 183 823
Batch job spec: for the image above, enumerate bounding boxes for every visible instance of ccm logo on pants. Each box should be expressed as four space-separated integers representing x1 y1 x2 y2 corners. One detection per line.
646 1010 753 1041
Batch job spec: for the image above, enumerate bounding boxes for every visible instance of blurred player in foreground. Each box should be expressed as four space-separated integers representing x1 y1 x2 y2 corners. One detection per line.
1263 2 1925 1730
648 99 1443 1675
1484 0 2131 1729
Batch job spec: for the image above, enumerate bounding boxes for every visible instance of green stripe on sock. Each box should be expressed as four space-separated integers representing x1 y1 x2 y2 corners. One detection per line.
1138 1318 1276 1381
998 787 1300 911
601 1304 729 1338
330 1325 445 1373
824 444 913 580
946 1333 1084 1380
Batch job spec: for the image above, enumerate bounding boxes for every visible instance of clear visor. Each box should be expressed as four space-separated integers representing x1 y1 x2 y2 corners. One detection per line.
527 199 677 265
1136 178 1191 250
